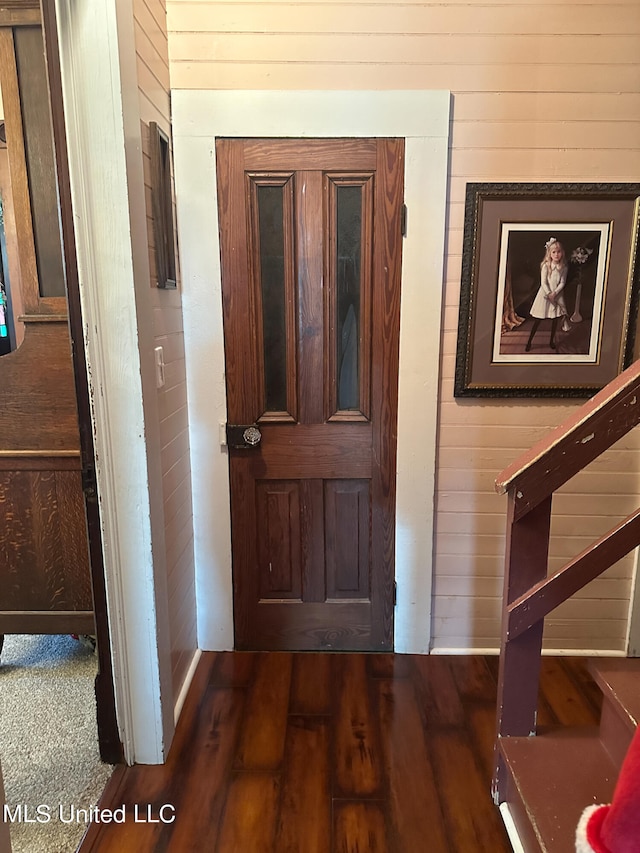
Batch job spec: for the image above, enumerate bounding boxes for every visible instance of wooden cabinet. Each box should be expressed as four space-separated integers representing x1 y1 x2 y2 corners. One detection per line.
0 13 93 641
0 322 93 634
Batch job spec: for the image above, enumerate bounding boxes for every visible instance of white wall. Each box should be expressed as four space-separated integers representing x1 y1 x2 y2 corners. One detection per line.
133 0 197 715
167 0 640 654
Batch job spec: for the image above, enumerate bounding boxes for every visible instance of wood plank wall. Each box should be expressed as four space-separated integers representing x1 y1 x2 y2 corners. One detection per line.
165 0 640 652
134 0 197 697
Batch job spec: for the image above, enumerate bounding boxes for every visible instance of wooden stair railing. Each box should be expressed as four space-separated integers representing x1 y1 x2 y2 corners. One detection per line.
492 358 640 803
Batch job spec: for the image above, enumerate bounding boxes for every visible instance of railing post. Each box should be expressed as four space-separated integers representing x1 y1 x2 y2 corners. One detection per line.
492 491 552 803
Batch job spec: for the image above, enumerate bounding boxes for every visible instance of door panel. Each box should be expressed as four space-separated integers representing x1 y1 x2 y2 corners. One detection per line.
217 137 404 650
325 479 370 599
248 173 297 421
326 173 373 421
256 479 302 599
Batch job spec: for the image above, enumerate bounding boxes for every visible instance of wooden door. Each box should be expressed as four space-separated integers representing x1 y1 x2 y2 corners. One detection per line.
217 138 404 651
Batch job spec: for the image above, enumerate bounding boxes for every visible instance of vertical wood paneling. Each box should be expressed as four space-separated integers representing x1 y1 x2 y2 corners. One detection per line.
135 0 196 706
165 0 640 652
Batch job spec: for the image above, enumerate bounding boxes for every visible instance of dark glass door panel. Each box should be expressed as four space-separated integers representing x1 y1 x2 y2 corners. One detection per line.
326 175 373 421
14 26 65 299
249 175 297 421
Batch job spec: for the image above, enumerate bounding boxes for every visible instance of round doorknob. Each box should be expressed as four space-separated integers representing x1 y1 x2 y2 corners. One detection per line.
243 426 262 447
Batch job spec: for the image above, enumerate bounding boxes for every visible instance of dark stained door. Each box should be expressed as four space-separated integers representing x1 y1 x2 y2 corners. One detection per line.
217 138 404 650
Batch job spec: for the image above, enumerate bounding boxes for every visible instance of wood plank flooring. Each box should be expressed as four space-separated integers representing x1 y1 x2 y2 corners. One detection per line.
79 653 602 853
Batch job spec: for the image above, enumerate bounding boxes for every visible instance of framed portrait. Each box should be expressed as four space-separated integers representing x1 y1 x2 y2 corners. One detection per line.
454 183 640 397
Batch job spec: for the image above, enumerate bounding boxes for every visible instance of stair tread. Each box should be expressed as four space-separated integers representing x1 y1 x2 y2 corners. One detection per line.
500 728 618 852
588 658 640 730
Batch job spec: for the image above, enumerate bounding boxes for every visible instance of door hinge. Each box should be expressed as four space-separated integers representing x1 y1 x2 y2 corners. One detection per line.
401 204 407 237
393 581 397 606
81 464 98 503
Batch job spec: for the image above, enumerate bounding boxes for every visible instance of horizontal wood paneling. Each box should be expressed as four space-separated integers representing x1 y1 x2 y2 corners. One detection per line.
433 595 630 623
453 92 640 122
434 575 631 599
451 122 640 150
436 512 640 541
162 446 193 497
168 33 640 65
168 63 640 94
168 4 640 35
135 0 170 125
165 0 640 652
136 0 196 705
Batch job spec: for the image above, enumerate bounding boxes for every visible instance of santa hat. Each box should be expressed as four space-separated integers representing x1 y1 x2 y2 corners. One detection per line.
576 725 640 852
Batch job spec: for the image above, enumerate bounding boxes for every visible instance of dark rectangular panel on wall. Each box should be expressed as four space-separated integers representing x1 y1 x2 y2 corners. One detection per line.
325 479 370 599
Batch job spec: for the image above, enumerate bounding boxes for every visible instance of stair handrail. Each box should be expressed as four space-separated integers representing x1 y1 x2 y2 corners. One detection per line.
496 359 640 516
493 358 640 803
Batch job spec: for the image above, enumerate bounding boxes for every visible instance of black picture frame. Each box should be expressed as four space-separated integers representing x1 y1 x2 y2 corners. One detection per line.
149 121 177 289
454 182 640 398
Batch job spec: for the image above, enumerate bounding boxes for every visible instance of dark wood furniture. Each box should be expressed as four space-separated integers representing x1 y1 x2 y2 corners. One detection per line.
0 10 93 650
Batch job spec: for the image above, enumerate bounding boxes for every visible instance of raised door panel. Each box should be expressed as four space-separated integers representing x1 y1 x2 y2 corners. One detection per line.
256 480 302 600
325 479 370 600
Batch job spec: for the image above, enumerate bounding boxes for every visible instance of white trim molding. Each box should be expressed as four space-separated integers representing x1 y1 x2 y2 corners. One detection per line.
626 548 640 656
55 0 174 763
172 90 451 654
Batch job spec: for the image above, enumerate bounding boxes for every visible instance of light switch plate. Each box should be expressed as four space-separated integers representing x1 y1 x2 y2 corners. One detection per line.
154 346 165 389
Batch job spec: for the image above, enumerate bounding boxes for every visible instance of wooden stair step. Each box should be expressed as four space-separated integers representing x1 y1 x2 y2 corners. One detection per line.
588 658 640 768
588 658 640 730
499 728 617 853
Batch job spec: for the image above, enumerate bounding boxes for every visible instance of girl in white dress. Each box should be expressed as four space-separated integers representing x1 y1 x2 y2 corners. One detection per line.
525 237 571 352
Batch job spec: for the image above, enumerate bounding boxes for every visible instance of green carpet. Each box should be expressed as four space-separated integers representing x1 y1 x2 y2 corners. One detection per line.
0 634 113 852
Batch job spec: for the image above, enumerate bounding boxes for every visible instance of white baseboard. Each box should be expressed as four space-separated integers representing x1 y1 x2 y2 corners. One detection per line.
430 647 626 657
173 648 202 726
430 647 500 655
499 803 526 853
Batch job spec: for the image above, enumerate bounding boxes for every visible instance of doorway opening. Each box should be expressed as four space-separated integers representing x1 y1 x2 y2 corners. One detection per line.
172 90 450 654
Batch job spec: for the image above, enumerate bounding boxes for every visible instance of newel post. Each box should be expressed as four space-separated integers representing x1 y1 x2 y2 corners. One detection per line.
492 490 552 803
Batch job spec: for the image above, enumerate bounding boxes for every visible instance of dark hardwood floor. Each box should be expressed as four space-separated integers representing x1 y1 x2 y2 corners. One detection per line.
79 652 602 852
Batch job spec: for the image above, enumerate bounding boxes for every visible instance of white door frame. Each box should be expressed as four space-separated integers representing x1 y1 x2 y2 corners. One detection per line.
627 552 640 655
172 90 451 653
55 0 174 763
